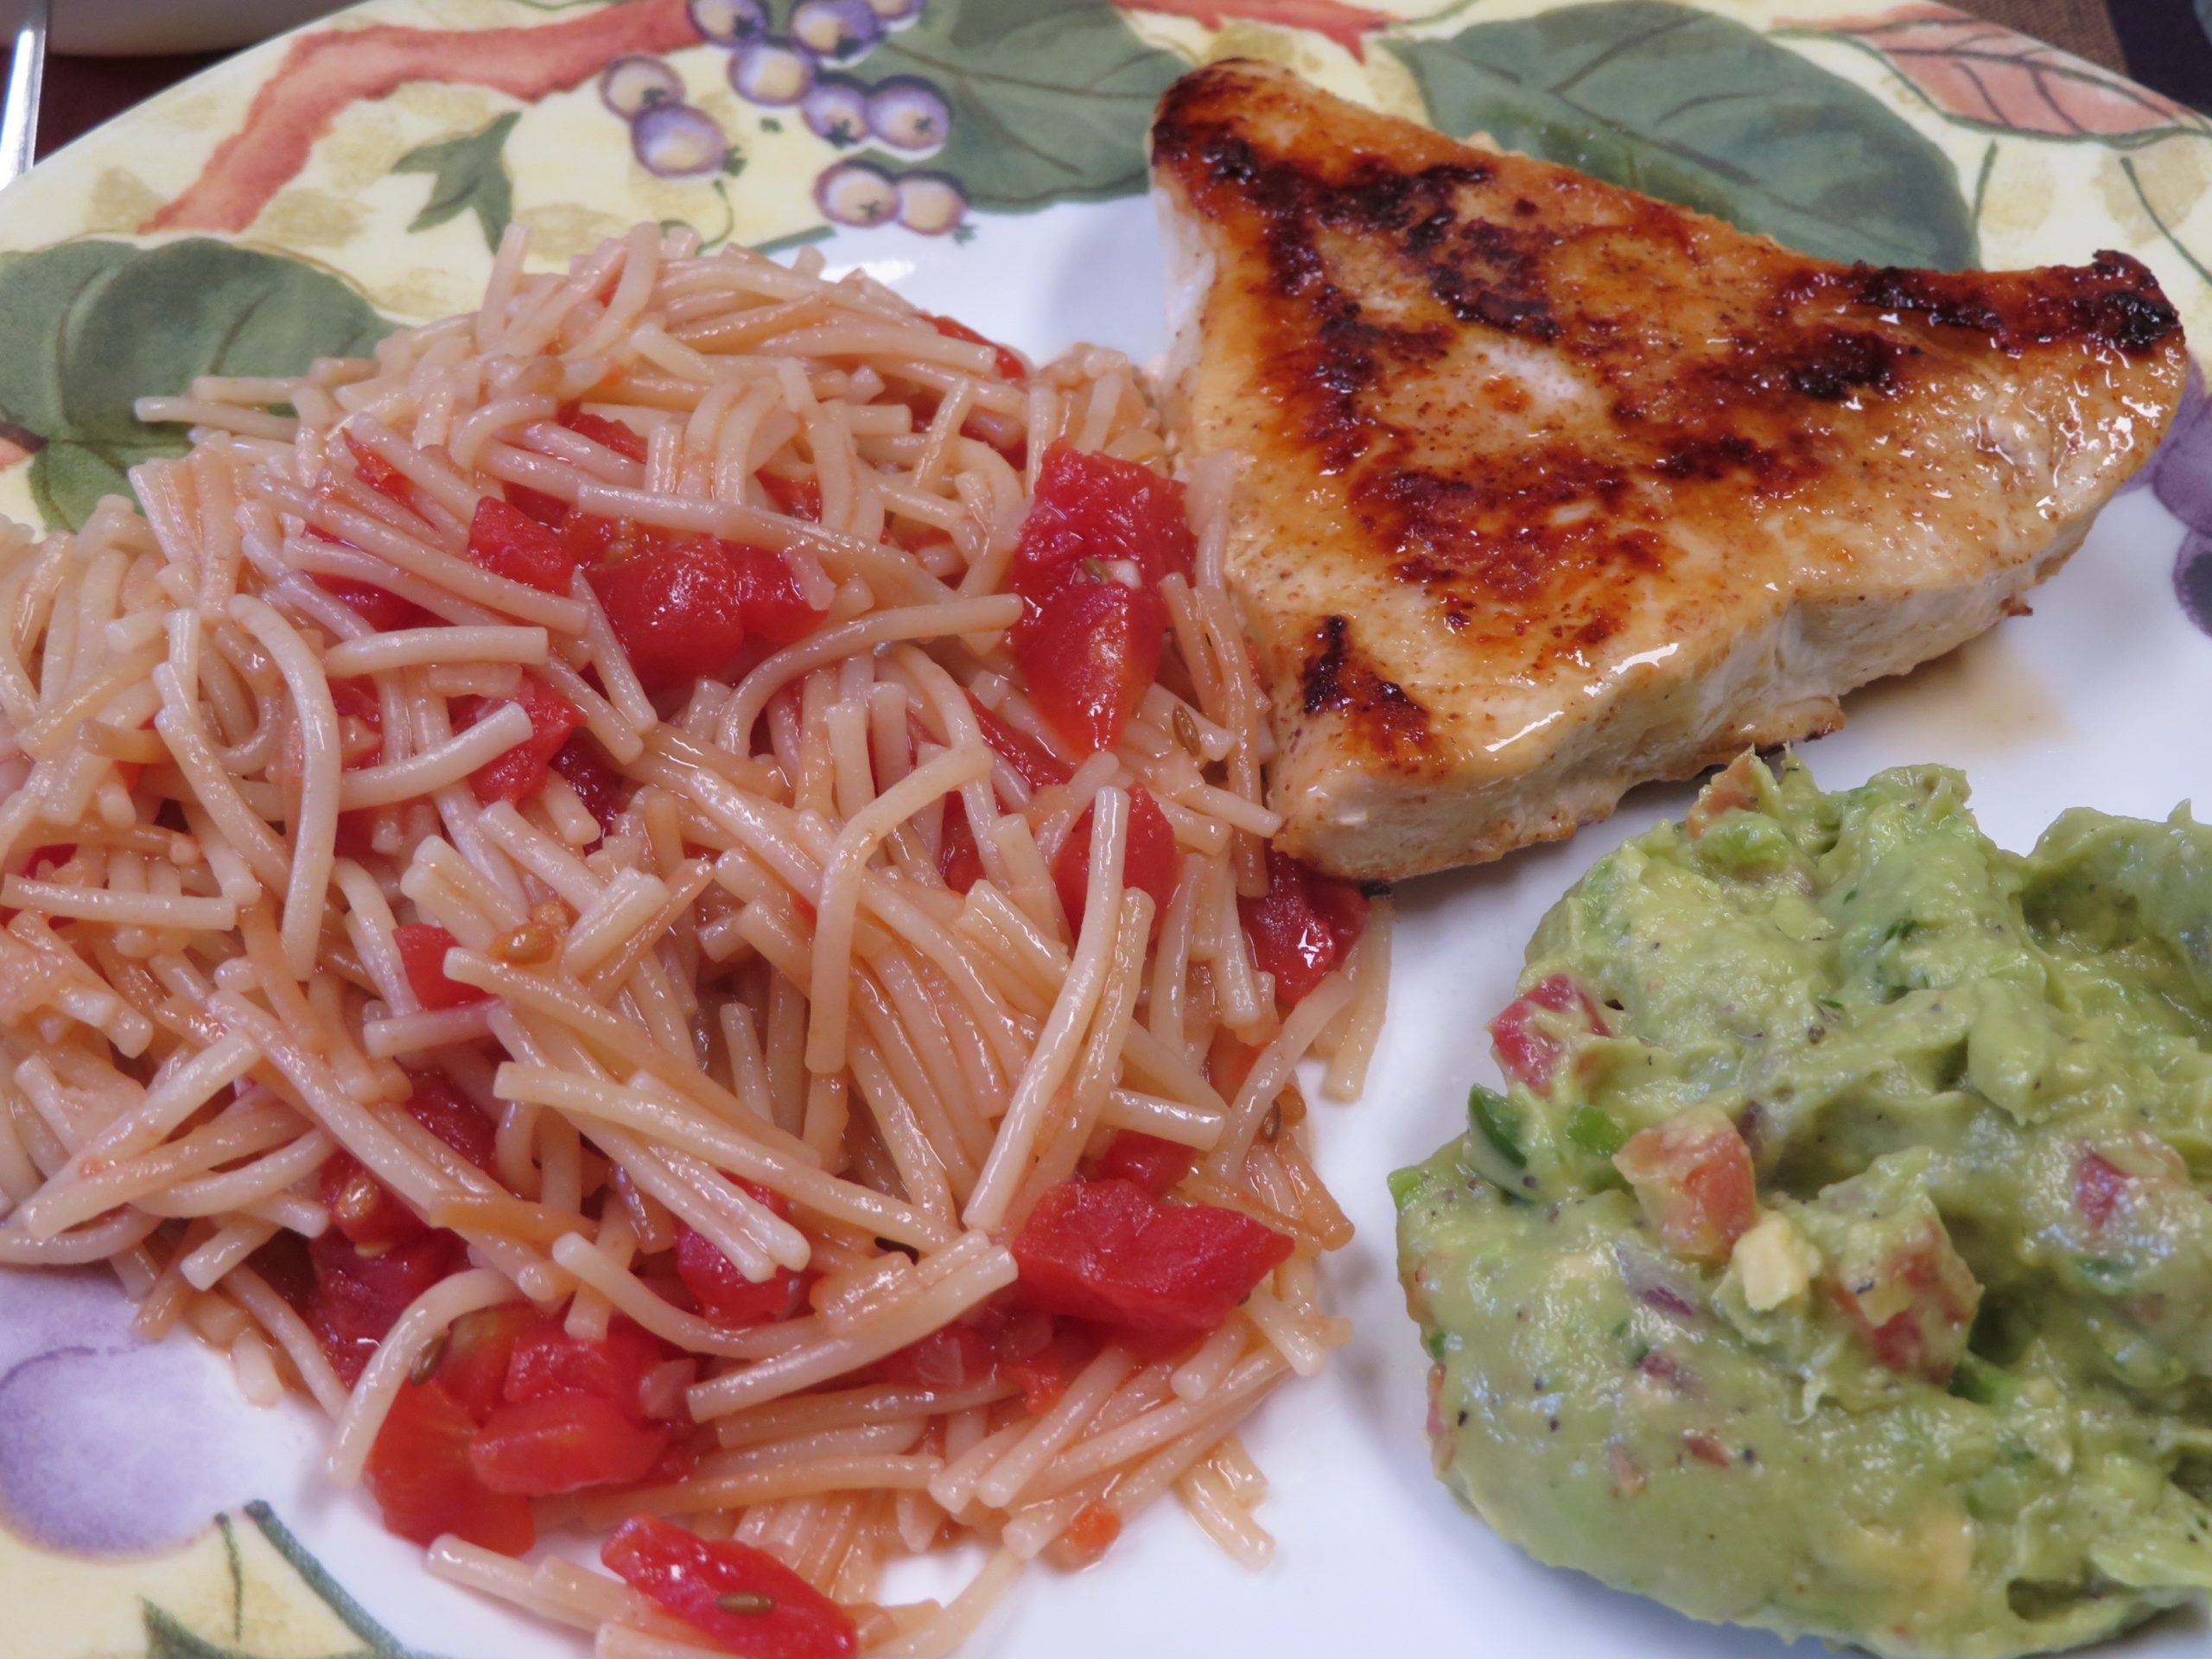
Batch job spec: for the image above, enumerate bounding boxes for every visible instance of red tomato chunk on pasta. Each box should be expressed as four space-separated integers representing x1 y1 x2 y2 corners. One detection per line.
308 1229 464 1386
319 1074 497 1252
928 313 1027 382
1014 443 1193 596
1052 785 1177 935
312 574 429 633
1010 1178 1293 1351
393 922 486 1011
563 409 648 462
465 495 582 595
1007 445 1193 756
365 1377 535 1554
1489 972 1610 1095
1012 573 1164 757
759 471 823 522
550 732 628 832
604 1514 860 1659
588 537 817 688
504 1314 669 1421
1090 1131 1196 1199
468 1393 669 1497
677 1192 810 1327
342 429 413 505
969 696 1071 789
459 675 585 805
1237 849 1369 1010
435 1304 540 1425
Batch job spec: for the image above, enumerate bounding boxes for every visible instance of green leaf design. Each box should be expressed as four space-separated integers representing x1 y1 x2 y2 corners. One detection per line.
852 0 1185 212
242 1502 452 1659
1389 0 1978 270
141 1604 263 1659
392 111 522 251
0 238 394 530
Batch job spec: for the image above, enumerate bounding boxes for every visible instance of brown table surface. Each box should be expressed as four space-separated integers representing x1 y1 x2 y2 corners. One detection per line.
13 0 2212 166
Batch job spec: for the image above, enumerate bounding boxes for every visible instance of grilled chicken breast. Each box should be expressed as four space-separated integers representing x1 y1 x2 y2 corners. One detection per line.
1150 61 2186 881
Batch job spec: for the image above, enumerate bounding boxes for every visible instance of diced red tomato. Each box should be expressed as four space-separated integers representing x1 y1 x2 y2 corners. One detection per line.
1490 974 1611 1095
1011 570 1164 756
394 922 487 1012
1013 443 1194 599
342 429 413 505
969 696 1071 790
563 409 648 463
1612 1109 1758 1264
319 1074 497 1252
328 674 383 728
603 1514 859 1659
1060 1499 1122 1565
1237 848 1370 1009
879 1323 995 1390
938 797 985 895
549 732 627 833
307 1228 465 1385
714 538 820 648
2075 1149 2133 1232
313 574 432 633
928 313 1027 382
587 538 750 688
999 1320 1097 1412
503 1314 669 1422
455 674 585 806
1090 1131 1196 1199
760 471 823 521
1010 1177 1293 1352
467 1392 670 1497
504 480 573 528
364 1377 535 1554
558 509 670 567
1205 1028 1260 1102
465 495 582 595
435 1303 541 1425
676 1222 808 1326
1052 786 1177 935
1826 1228 1980 1384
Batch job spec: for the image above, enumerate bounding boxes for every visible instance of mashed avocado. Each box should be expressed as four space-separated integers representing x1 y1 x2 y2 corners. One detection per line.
1394 757 2212 1658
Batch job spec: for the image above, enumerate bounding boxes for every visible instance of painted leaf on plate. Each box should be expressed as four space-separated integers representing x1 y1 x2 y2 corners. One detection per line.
393 111 523 251
0 239 393 531
1784 3 2210 143
142 1605 245 1659
1389 0 1978 270
852 0 1185 211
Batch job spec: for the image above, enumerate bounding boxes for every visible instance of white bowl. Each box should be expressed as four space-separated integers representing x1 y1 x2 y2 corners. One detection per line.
51 0 351 56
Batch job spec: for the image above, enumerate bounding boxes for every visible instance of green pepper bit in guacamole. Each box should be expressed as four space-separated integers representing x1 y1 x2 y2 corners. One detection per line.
1395 756 2212 1659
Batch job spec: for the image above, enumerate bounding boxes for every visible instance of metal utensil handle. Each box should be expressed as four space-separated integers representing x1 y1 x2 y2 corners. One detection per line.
0 0 49 189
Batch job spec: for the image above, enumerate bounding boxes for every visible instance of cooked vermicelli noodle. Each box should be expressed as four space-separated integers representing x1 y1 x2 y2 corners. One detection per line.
0 224 1390 1655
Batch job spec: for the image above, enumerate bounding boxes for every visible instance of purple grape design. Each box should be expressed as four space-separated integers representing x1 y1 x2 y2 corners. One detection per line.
867 75 951 152
791 0 885 65
802 79 873 147
687 0 769 47
632 102 732 179
600 54 684 119
730 38 820 107
816 159 900 226
2145 361 2212 638
895 172 966 235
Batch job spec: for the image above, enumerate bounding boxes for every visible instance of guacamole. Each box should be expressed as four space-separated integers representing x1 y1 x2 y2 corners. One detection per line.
1394 757 2212 1658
